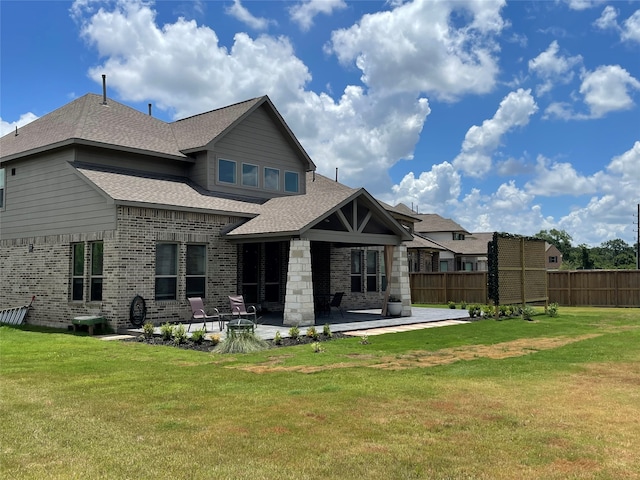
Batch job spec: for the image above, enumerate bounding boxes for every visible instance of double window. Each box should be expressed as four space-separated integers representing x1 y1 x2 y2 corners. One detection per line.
71 241 103 301
351 249 387 293
155 243 207 300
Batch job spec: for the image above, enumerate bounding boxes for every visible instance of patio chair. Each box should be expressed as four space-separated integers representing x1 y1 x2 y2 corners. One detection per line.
328 292 345 318
188 297 223 331
228 295 258 325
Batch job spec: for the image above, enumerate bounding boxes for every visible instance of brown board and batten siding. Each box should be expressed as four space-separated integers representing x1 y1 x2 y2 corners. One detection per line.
0 151 116 240
208 105 307 198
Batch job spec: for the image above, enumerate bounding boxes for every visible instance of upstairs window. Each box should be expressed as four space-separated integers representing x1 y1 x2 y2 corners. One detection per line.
156 243 178 300
453 233 465 240
549 256 558 263
218 159 236 184
264 167 280 191
284 171 299 193
242 163 258 187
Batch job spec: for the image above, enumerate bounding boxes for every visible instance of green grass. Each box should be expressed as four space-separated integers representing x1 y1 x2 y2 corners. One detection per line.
2 307 640 479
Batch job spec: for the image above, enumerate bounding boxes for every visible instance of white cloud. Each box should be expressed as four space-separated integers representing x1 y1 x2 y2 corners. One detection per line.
580 65 640 118
545 65 640 119
525 155 598 196
327 0 506 101
528 41 582 95
565 0 605 11
621 10 640 43
388 162 461 212
289 0 346 31
453 88 538 177
0 112 39 137
225 0 273 31
71 0 431 191
593 5 618 31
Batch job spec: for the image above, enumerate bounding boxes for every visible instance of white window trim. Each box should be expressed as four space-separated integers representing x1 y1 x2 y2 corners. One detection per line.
241 163 259 188
264 167 280 191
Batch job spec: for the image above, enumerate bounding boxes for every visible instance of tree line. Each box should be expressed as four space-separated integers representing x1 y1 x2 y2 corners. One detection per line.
535 229 639 270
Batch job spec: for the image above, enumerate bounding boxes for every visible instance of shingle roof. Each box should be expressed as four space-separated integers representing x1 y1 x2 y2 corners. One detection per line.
413 213 469 234
75 166 262 216
1 94 183 160
433 232 494 255
404 234 444 250
170 97 263 152
226 173 356 236
1 94 315 170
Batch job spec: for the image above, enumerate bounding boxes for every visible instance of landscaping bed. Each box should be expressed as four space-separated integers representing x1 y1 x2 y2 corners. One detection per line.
126 330 348 352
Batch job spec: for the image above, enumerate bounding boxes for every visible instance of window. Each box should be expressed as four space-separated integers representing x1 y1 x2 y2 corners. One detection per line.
351 250 362 292
463 261 473 271
90 242 103 301
366 251 378 292
186 245 206 298
155 243 178 300
265 242 281 301
549 256 558 263
264 167 280 190
0 168 5 208
453 233 465 240
218 159 236 184
380 253 387 291
71 243 85 300
242 163 258 187
439 260 449 272
284 171 299 193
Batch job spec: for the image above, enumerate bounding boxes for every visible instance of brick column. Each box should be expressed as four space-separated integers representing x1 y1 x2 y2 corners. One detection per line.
392 244 412 317
283 238 315 326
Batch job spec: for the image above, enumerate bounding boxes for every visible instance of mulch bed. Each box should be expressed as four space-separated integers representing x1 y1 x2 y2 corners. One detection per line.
124 331 348 353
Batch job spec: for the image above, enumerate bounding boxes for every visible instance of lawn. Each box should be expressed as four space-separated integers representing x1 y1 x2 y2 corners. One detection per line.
1 307 639 479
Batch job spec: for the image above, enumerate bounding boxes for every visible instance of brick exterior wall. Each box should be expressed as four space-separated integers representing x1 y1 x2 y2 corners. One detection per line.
0 206 242 330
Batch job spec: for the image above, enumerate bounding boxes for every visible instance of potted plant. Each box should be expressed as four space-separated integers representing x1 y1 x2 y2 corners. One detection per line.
387 295 403 317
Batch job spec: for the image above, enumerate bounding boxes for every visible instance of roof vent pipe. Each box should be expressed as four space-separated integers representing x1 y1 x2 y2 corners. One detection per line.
335 167 338 182
102 74 107 105
15 126 18 136
148 103 152 116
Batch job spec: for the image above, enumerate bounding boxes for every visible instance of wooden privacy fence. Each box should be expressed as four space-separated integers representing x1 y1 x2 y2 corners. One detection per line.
410 270 640 307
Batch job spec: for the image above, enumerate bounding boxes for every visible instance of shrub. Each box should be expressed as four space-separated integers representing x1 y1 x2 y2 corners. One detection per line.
360 334 369 345
190 327 206 345
311 342 325 353
306 326 319 340
468 304 481 318
482 304 495 318
499 305 509 317
448 301 456 309
142 322 155 339
160 322 174 341
522 305 536 321
547 302 559 317
173 324 188 344
215 330 269 354
289 325 300 340
209 333 221 346
274 331 282 345
323 323 332 338
460 300 467 309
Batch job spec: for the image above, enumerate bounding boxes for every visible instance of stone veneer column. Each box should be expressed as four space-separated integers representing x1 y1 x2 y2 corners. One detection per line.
283 238 315 326
392 244 412 317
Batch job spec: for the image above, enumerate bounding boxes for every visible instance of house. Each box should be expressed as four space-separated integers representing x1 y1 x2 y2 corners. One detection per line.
545 243 563 269
402 213 490 272
0 87 414 330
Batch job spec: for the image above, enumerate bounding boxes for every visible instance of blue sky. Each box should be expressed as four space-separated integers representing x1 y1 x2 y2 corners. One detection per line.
1 0 639 247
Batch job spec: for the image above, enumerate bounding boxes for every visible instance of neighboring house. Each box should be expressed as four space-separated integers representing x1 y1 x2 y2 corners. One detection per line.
403 213 490 272
0 89 413 330
545 243 563 269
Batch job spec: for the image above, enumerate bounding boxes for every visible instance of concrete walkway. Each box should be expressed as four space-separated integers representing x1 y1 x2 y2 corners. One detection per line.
121 307 471 341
